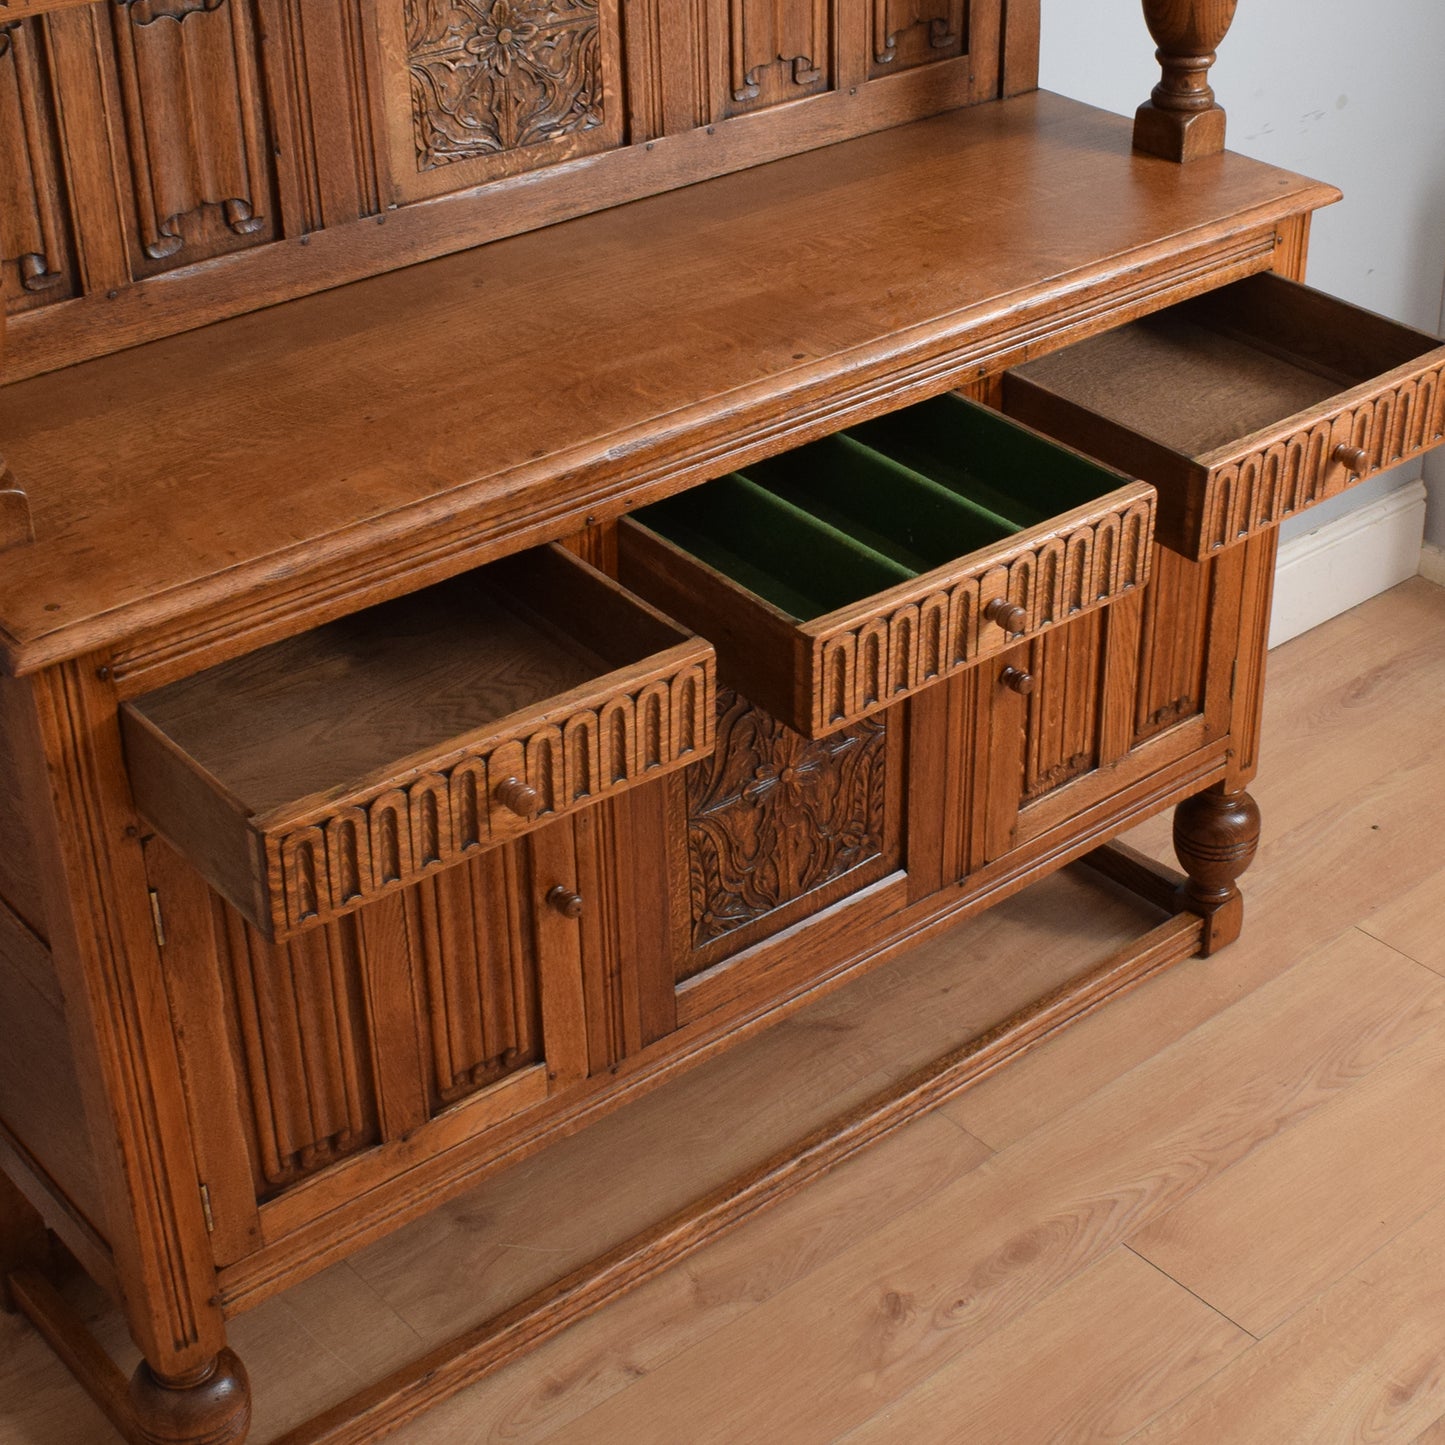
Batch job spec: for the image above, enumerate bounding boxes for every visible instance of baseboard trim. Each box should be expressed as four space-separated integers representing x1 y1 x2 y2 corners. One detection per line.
1269 480 1428 648
1420 540 1445 587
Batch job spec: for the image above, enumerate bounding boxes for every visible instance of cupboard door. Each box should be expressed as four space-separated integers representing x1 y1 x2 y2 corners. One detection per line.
148 796 676 1252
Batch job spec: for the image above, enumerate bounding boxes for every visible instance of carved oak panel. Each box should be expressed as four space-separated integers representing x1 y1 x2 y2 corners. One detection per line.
1021 608 1104 803
212 901 381 1200
0 18 75 309
106 0 277 272
870 0 967 78
404 847 543 1110
681 687 893 973
1134 545 1208 741
718 0 830 118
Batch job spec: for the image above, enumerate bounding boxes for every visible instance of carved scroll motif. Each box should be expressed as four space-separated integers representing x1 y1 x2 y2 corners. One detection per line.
0 19 73 303
686 688 888 949
406 0 605 170
872 0 966 68
110 0 273 263
214 902 379 1197
726 0 829 112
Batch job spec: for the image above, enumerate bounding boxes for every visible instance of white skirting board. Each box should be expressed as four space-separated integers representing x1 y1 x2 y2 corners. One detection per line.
1421 541 1445 587
1268 479 1428 649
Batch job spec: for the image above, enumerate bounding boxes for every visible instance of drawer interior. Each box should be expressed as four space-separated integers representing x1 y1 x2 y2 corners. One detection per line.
1006 273 1445 462
631 395 1129 623
128 548 690 819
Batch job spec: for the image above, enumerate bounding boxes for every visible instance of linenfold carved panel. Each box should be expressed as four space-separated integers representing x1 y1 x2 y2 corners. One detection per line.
722 0 829 116
870 0 967 76
213 901 380 1199
0 18 75 309
406 0 606 168
405 849 542 1109
1021 610 1103 802
108 0 276 268
685 688 888 950
1134 546 1206 740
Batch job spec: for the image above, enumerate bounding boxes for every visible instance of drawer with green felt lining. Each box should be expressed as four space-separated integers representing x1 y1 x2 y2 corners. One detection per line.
617 395 1156 738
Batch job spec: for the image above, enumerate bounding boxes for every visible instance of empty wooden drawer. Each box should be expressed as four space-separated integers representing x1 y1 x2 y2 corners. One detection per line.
122 546 715 939
1002 272 1445 560
617 395 1154 738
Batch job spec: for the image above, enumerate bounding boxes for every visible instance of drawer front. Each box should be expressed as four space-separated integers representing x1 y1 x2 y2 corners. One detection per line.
1004 274 1445 560
618 395 1155 739
123 546 715 940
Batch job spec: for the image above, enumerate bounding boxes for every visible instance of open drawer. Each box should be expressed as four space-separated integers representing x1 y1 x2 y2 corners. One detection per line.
122 546 715 939
617 395 1154 738
1003 273 1445 560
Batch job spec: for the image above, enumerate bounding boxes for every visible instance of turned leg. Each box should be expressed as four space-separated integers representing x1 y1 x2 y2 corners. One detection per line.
1173 785 1260 955
130 1350 252 1445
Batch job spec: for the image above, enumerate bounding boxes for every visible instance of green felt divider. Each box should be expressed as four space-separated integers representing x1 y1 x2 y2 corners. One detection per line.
740 434 1018 568
848 393 1121 523
634 472 914 622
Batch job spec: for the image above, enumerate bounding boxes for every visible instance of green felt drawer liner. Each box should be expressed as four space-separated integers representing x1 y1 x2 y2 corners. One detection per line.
848 393 1122 524
634 472 912 621
740 433 1019 569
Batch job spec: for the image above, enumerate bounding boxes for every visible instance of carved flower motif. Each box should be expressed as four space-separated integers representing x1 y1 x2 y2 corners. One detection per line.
464 0 540 77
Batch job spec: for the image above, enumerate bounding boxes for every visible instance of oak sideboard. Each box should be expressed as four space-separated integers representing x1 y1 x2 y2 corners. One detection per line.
1 1 1442 1440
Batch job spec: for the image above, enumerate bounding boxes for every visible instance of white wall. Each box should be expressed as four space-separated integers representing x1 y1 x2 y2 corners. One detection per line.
1039 0 1445 546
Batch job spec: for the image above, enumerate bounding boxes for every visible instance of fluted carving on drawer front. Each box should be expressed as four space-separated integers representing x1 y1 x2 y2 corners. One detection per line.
268 662 713 937
109 0 275 266
871 0 967 73
213 901 379 1198
406 849 542 1108
810 495 1153 733
406 0 606 169
1199 362 1445 554
686 688 888 948
0 18 75 308
723 0 829 115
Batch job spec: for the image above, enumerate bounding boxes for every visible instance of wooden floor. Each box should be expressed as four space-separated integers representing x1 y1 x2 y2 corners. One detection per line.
3 577 1444 1445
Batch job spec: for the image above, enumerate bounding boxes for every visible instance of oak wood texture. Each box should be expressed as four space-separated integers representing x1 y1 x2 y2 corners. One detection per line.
0 92 1337 680
617 397 1154 736
1133 0 1238 162
121 546 714 938
1004 273 1445 559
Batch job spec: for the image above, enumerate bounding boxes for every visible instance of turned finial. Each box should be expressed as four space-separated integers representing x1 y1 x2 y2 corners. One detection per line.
1134 0 1239 162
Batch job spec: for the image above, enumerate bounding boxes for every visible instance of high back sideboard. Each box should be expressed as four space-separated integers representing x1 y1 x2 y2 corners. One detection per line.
1 2 1443 1440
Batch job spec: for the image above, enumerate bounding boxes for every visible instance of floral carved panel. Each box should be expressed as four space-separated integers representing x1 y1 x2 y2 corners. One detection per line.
686 687 890 951
406 0 606 169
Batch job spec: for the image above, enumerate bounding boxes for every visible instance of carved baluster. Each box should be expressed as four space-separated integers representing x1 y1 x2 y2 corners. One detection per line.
1173 785 1260 954
1134 0 1239 162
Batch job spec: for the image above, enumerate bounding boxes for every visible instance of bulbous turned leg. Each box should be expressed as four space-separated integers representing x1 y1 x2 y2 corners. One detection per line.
130 1350 251 1445
1173 785 1260 955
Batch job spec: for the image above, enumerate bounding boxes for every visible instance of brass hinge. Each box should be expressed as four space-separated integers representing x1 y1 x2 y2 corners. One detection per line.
147 888 166 949
199 1183 215 1234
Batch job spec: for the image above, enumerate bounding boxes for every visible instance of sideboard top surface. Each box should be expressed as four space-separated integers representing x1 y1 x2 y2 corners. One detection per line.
0 91 1337 677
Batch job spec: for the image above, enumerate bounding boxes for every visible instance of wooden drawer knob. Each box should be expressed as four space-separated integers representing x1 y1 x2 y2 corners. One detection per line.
494 776 540 818
1000 666 1036 696
984 597 1029 635
1332 443 1370 474
546 885 584 919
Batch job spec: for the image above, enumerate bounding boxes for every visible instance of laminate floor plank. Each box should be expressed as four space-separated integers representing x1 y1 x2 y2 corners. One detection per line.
382 1114 986 1444
1129 940 1445 1335
1128 1196 1445 1444
838 1248 1249 1445
536 929 1445 1444
1360 863 1445 976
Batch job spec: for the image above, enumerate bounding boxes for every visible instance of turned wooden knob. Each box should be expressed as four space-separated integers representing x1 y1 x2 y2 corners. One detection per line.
546 885 584 919
984 597 1029 634
494 776 540 818
1000 666 1036 696
1332 442 1370 474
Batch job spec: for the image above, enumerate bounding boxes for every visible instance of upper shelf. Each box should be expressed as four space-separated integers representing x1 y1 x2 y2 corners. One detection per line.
0 91 1337 678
